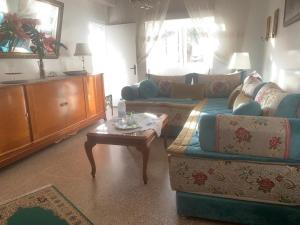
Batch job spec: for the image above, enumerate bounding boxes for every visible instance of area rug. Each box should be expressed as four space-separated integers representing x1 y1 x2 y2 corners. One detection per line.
0 185 94 225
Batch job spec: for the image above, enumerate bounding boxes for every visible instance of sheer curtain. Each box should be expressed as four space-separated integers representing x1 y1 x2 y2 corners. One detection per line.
136 0 170 79
183 0 230 74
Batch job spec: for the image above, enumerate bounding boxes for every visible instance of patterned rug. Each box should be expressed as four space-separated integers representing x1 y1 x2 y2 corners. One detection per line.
0 185 93 225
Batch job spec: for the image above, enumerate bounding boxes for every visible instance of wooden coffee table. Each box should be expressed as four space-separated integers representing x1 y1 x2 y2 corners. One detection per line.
84 114 168 184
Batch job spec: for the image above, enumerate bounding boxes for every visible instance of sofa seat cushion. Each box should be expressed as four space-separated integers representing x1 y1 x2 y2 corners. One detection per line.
255 82 300 118
127 97 199 105
169 155 300 206
125 98 199 137
168 98 231 154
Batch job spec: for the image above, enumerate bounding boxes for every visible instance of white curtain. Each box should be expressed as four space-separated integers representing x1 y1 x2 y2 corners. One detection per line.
136 0 170 78
184 0 236 74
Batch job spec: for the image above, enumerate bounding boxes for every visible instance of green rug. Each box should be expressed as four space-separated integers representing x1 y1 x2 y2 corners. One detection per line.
0 185 94 225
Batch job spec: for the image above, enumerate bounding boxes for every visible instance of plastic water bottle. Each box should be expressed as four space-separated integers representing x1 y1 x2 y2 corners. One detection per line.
117 99 126 118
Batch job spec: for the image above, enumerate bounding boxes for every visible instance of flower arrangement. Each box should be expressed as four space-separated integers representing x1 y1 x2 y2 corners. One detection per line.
0 13 67 78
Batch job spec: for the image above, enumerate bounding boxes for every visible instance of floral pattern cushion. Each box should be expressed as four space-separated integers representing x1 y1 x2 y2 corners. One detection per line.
157 80 172 97
228 84 242 109
169 156 300 205
255 83 289 116
242 73 263 98
233 92 253 110
197 74 241 98
215 115 291 159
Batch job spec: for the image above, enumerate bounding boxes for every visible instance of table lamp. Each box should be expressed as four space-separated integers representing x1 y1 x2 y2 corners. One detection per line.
74 43 92 72
228 52 251 80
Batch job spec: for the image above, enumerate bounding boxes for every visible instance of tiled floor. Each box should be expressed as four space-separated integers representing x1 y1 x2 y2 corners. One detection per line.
0 118 232 225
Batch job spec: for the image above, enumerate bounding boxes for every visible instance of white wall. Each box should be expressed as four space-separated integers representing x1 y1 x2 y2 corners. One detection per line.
0 0 108 82
262 0 300 92
241 0 268 74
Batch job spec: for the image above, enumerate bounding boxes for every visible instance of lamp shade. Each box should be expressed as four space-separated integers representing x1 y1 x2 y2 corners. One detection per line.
74 43 92 56
228 52 251 70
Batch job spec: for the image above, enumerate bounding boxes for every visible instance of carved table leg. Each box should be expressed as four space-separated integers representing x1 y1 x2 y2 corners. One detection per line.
85 141 97 178
137 145 150 185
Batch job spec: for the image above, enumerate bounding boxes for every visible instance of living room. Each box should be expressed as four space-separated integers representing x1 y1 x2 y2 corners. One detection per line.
0 0 300 225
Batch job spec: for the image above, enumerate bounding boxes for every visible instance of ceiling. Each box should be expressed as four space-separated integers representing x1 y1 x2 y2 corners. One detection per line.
91 0 117 7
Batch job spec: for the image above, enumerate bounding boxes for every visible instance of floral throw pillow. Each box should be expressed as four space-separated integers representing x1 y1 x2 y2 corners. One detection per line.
242 72 264 98
255 83 288 116
158 80 172 97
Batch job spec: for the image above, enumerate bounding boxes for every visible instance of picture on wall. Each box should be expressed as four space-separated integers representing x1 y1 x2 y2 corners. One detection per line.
265 16 271 41
284 0 300 26
272 9 279 38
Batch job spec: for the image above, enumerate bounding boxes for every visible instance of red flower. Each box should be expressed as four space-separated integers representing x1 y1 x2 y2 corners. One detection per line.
257 178 275 193
192 172 208 186
276 175 284 182
208 169 215 175
269 137 282 150
235 127 252 143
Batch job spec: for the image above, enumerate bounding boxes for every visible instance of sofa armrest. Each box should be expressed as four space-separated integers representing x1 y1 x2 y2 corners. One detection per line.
199 114 300 160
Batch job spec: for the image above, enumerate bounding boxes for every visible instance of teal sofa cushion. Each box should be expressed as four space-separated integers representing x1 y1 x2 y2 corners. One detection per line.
275 94 300 118
232 101 262 116
121 85 139 100
139 80 159 99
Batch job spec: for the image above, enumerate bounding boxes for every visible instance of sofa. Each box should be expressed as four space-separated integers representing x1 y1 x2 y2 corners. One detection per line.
122 73 241 137
168 74 300 225
122 72 300 225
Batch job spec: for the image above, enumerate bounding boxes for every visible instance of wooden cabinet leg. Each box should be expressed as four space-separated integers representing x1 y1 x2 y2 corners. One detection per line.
163 134 168 150
138 145 150 185
85 141 97 178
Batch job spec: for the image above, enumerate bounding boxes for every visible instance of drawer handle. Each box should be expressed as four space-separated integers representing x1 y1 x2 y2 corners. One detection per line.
60 102 68 107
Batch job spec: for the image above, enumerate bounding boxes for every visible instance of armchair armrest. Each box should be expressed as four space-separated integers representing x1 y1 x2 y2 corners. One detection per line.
199 114 300 160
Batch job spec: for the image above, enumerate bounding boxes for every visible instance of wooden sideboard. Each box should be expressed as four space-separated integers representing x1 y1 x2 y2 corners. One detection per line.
0 74 106 168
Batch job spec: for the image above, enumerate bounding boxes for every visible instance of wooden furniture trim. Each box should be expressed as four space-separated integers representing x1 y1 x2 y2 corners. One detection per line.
0 74 105 168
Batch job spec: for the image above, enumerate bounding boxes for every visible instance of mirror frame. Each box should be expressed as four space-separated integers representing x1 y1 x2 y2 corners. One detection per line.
0 0 64 59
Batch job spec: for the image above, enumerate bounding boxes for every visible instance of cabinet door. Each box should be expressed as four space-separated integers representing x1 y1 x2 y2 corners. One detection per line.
64 77 87 127
0 86 31 154
84 74 106 118
26 80 68 140
95 74 105 115
84 76 98 118
26 77 87 140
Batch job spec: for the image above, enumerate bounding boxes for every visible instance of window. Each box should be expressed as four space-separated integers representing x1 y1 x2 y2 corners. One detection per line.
146 17 223 74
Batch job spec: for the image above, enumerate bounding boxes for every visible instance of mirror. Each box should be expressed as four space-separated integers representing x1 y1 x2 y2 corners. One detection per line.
0 0 64 58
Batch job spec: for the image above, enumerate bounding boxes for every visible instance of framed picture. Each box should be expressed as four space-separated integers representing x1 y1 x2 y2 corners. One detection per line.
284 0 300 27
272 9 279 38
265 16 272 41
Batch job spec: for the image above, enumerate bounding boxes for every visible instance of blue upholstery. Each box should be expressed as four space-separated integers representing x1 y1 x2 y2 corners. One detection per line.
138 80 159 98
275 94 300 118
233 101 262 116
133 97 199 105
176 192 300 225
121 85 139 100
